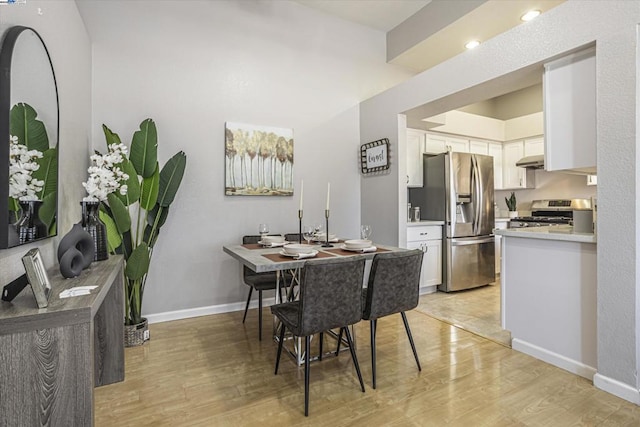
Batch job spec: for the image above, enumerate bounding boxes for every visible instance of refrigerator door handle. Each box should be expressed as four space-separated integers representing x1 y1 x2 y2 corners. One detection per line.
451 236 495 245
471 155 482 235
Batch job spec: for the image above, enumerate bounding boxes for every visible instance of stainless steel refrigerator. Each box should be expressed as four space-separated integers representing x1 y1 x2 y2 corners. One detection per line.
409 152 495 292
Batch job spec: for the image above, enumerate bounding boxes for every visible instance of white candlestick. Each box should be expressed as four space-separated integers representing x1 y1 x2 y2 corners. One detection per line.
326 182 330 211
299 180 304 211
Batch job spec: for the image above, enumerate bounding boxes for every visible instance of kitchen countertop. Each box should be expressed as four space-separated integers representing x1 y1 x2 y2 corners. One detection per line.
495 217 511 223
407 220 445 226
494 225 596 244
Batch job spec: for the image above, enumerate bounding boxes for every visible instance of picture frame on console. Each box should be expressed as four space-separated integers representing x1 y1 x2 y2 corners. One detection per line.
21 248 51 308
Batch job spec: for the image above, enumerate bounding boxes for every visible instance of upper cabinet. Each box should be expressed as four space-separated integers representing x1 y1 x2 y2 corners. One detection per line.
424 134 469 154
502 140 535 189
543 47 596 174
407 129 425 187
488 143 503 189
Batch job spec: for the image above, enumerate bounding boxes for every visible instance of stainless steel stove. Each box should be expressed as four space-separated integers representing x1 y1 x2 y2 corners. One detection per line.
509 199 591 228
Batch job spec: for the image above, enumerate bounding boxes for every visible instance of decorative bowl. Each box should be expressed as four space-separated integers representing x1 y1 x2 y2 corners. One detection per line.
344 239 372 249
283 244 315 255
262 235 285 244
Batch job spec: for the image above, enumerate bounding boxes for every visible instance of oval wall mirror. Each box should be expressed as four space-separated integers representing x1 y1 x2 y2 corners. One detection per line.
0 26 59 248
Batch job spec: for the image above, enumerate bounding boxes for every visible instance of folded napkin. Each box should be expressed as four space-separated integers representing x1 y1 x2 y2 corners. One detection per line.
360 246 377 253
60 285 98 298
313 237 339 243
294 252 316 260
263 241 287 248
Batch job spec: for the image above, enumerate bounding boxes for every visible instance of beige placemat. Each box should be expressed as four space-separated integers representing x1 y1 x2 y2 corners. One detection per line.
323 247 390 256
262 251 336 262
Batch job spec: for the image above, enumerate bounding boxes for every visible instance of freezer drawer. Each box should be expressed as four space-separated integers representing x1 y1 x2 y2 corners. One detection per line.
440 236 496 292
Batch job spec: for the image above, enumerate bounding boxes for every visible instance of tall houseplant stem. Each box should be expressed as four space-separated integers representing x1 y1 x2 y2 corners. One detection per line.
100 119 186 326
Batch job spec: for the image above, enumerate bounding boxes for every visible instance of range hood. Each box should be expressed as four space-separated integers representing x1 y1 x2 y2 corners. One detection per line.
516 154 544 169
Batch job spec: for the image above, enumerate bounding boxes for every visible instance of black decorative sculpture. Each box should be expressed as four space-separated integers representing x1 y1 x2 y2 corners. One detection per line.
57 224 94 278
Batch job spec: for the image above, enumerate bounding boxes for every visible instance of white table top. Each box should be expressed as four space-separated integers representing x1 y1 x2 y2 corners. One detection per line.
223 242 409 273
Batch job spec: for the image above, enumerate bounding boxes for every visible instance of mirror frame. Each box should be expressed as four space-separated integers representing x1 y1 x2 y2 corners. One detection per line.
0 26 59 249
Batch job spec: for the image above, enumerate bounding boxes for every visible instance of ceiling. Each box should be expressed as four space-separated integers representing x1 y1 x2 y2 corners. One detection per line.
296 0 565 73
294 0 432 32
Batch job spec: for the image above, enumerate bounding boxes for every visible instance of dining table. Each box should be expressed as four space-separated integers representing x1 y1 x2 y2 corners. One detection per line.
222 239 411 364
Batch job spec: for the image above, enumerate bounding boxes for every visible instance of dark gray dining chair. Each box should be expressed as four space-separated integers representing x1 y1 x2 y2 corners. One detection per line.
362 249 423 389
271 256 366 416
242 234 290 340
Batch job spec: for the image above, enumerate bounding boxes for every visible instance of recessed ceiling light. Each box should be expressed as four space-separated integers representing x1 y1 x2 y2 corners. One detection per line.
465 40 480 50
521 10 541 21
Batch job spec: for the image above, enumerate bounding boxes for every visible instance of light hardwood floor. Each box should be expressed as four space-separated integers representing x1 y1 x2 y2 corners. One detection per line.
95 308 640 426
416 282 511 347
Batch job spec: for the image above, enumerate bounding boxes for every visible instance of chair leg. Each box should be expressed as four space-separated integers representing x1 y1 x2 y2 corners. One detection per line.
242 287 253 323
344 327 365 393
258 290 263 341
305 335 311 416
335 327 344 356
401 312 421 371
370 319 377 389
275 324 286 375
319 332 323 361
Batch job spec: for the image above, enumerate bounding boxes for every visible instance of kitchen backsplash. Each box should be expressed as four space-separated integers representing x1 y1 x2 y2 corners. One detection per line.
495 170 597 216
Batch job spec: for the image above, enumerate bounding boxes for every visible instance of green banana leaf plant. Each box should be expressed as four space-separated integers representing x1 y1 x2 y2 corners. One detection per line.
98 118 187 326
9 102 58 233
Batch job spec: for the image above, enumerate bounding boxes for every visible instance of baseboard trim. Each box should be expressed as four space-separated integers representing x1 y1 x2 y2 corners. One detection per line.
593 373 640 405
511 338 596 380
419 285 438 295
146 297 277 324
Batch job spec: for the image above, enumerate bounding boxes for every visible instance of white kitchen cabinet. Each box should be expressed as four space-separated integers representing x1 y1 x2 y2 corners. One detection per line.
488 142 503 189
502 141 535 189
425 134 447 154
524 137 544 156
407 129 425 187
425 134 470 154
469 139 489 155
446 136 469 153
587 175 597 186
406 225 442 290
544 47 596 173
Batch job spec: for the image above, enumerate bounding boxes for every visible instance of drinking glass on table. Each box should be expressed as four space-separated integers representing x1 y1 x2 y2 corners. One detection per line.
314 223 324 240
360 224 372 240
258 223 269 239
303 226 314 245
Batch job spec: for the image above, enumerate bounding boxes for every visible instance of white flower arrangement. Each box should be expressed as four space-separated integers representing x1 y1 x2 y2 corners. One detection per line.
9 135 44 201
82 143 130 202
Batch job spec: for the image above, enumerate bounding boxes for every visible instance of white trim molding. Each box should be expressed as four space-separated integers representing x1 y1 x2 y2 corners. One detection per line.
512 338 597 381
593 373 640 405
145 297 276 325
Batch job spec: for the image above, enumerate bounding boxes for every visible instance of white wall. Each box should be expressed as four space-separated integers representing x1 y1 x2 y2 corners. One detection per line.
0 3 91 284
360 1 640 402
75 0 414 317
495 171 597 215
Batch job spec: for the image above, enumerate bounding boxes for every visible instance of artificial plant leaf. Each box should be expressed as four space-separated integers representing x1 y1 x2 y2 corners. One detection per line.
114 159 140 206
125 243 151 281
10 103 49 153
100 209 122 253
102 124 122 146
130 118 158 178
140 164 159 210
121 230 133 257
39 191 56 230
147 204 168 229
32 147 57 201
107 193 131 234
143 224 160 248
157 151 186 207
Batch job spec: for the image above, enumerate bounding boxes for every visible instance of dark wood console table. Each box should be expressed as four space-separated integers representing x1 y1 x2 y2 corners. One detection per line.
0 255 124 426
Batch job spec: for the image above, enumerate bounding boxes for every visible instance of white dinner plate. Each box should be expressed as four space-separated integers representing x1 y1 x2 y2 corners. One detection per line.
340 244 376 252
279 249 318 258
